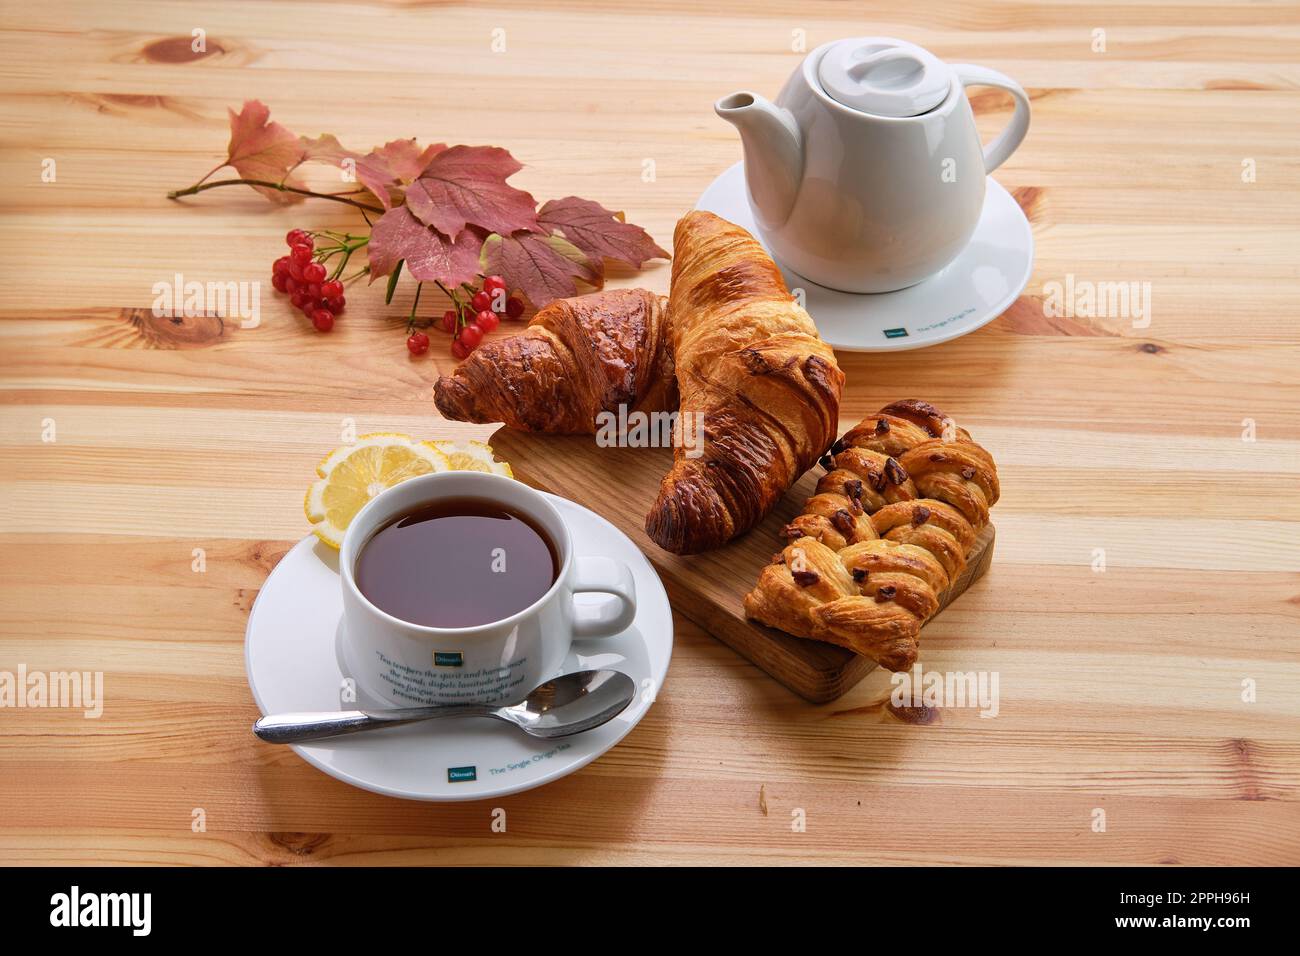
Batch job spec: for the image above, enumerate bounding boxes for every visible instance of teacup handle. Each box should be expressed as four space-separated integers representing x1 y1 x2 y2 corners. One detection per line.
952 64 1031 174
571 556 637 638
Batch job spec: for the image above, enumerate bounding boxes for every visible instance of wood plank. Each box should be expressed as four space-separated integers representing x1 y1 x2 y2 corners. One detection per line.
1 0 1298 867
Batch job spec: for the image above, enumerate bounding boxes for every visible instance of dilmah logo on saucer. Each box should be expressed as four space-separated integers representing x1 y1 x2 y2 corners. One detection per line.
447 766 477 783
433 651 464 667
883 327 909 339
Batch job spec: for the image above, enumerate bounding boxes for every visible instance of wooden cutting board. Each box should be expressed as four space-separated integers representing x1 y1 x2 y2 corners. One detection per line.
491 424 994 703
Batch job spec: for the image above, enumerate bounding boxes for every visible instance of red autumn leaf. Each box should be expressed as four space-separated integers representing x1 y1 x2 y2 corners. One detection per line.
355 139 445 210
291 133 368 195
223 104 364 202
224 100 309 202
374 139 445 183
481 231 599 309
177 101 669 331
296 133 359 172
538 197 669 275
368 206 483 286
404 146 540 237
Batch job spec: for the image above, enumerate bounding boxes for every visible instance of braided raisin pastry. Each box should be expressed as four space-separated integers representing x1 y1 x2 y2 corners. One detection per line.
743 400 999 670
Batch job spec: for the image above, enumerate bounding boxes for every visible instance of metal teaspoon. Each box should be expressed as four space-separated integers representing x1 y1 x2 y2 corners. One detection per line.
252 668 636 744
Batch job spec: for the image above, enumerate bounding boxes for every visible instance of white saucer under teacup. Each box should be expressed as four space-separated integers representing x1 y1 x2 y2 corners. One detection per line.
244 493 672 802
696 162 1033 352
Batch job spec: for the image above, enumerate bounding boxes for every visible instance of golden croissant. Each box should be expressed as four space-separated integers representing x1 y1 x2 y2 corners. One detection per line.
743 400 999 671
644 211 844 553
433 288 674 433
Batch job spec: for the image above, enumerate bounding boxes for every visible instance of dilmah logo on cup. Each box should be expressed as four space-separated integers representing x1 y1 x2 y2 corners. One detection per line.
339 471 637 708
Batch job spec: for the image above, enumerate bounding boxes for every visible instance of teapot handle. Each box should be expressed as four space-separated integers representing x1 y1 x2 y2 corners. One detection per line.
952 64 1031 174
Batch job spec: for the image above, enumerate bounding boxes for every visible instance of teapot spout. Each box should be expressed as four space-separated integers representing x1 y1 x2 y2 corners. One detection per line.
715 92 802 228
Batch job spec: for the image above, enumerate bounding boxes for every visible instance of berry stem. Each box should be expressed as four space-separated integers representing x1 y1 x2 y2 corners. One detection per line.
406 281 424 333
309 234 369 281
167 178 384 213
434 280 468 328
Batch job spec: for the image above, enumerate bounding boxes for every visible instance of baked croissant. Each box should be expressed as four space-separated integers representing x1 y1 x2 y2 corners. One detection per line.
433 287 674 433
744 400 999 670
644 211 844 554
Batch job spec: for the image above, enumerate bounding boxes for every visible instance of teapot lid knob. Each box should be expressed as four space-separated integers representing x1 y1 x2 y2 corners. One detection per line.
816 37 951 117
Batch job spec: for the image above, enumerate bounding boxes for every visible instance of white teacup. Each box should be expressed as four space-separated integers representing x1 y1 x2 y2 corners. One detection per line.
338 471 636 707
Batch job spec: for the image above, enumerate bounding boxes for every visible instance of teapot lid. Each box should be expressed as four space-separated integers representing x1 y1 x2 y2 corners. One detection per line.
816 37 952 117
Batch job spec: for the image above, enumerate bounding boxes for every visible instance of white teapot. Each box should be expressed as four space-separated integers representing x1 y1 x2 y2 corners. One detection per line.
716 37 1029 293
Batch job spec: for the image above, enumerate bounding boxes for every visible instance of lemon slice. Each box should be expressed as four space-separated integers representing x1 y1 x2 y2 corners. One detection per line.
426 439 514 477
305 433 451 548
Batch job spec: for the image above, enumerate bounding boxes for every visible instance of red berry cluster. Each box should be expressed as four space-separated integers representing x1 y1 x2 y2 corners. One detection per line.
270 229 347 332
407 274 524 357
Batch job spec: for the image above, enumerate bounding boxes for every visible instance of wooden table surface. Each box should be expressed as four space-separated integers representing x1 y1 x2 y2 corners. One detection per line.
1 0 1297 866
